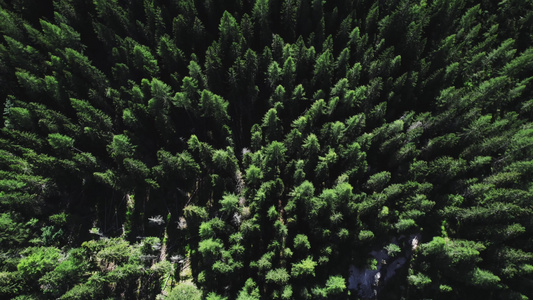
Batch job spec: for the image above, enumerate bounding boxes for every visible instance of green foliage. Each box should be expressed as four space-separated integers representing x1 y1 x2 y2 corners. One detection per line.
408 272 432 289
245 165 262 186
199 90 230 124
39 250 88 296
421 236 486 266
293 234 311 252
0 213 37 248
5 107 32 130
198 238 224 258
291 257 317 277
0 271 23 296
358 230 374 241
265 268 290 285
236 278 260 300
199 218 225 239
219 194 240 215
148 78 172 113
262 108 283 142
108 134 136 159
167 283 203 300
132 44 159 76
325 275 346 295
395 218 417 232
49 213 68 225
70 98 112 132
385 243 401 257
469 268 501 287
184 205 209 222
93 238 131 266
17 247 61 280
366 171 391 191
60 281 102 299
206 292 228 300
1 1 532 299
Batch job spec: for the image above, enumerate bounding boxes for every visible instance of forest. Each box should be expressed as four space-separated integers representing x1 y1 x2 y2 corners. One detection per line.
0 0 532 299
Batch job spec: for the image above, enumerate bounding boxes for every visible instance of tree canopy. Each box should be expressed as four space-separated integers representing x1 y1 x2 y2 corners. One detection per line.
0 0 532 299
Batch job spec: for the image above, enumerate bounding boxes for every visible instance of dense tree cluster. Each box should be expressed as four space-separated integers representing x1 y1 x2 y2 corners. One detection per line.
1 0 532 299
